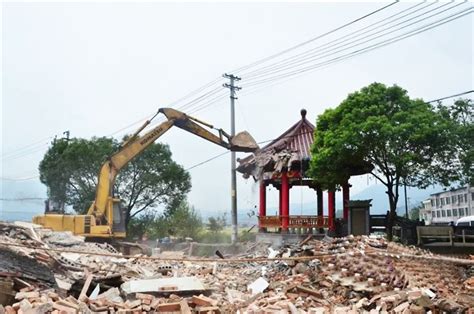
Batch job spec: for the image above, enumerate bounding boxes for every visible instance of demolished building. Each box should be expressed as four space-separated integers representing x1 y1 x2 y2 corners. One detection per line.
0 221 473 313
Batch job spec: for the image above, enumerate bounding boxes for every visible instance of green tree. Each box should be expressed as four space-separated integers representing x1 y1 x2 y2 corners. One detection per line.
128 202 202 241
127 210 159 240
39 136 191 230
409 204 422 221
207 216 225 234
438 99 473 186
310 83 455 240
165 202 203 239
38 138 71 212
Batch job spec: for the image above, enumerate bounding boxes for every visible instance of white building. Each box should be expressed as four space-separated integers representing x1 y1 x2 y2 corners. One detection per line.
420 199 433 224
421 186 473 225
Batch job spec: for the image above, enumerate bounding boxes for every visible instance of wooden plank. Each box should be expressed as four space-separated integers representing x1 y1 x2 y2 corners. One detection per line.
79 273 93 302
298 235 313 246
295 286 323 298
192 295 218 307
156 302 182 311
52 302 77 314
179 300 192 314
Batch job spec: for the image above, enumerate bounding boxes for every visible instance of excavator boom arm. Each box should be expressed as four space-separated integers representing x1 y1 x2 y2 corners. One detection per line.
88 108 258 218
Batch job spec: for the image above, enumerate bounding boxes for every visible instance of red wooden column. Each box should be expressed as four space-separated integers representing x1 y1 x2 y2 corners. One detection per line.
342 182 350 220
258 180 266 232
328 190 336 232
278 186 282 217
281 171 290 231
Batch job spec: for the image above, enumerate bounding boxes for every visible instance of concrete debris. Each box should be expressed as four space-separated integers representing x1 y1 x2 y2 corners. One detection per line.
0 221 473 313
247 277 269 295
42 231 84 247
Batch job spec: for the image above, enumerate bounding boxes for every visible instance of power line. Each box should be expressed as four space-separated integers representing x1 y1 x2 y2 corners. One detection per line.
4 3 470 168
1 143 51 162
188 91 228 114
185 86 474 172
185 130 315 172
0 197 46 201
1 169 39 178
185 151 230 171
240 7 473 91
175 87 226 113
106 87 225 138
1 86 227 169
230 1 399 74
0 3 431 160
108 85 226 139
243 3 469 87
427 90 474 103
2 136 54 158
168 77 223 108
240 1 432 78
0 175 40 181
5 84 471 178
243 2 455 81
139 1 406 122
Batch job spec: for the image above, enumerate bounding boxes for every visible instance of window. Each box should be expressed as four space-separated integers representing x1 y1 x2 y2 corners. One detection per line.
441 198 445 206
466 208 470 215
436 211 440 218
446 197 450 204
471 192 474 201
432 211 436 218
453 208 458 217
447 210 451 217
431 199 435 207
458 195 463 203
459 208 464 216
436 199 440 207
442 210 446 217
464 194 468 203
452 195 456 203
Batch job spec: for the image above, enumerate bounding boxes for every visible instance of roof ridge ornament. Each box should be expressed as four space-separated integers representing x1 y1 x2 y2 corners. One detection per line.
300 109 307 120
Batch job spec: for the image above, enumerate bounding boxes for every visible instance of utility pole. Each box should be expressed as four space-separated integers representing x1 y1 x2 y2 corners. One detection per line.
223 73 241 245
404 182 408 219
63 130 70 142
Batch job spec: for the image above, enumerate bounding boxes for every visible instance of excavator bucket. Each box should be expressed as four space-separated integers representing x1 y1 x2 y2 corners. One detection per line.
230 131 259 152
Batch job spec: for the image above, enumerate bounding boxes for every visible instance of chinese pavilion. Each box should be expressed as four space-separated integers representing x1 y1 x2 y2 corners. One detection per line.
237 109 370 234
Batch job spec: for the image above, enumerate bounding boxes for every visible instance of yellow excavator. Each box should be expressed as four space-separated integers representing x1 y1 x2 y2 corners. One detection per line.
33 108 258 241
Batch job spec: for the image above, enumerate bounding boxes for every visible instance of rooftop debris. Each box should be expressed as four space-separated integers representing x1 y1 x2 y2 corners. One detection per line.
0 221 473 313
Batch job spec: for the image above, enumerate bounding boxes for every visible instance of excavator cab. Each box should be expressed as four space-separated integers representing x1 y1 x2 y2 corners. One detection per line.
111 198 126 234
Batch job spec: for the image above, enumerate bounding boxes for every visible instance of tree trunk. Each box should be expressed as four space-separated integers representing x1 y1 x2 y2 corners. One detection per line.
125 207 131 234
386 190 398 241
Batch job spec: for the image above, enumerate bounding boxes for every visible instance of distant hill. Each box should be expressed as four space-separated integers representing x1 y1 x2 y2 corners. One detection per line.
0 180 46 222
346 184 440 215
1 179 440 225
195 184 440 227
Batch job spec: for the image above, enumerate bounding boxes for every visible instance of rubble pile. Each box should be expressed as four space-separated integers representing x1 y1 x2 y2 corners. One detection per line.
0 222 473 313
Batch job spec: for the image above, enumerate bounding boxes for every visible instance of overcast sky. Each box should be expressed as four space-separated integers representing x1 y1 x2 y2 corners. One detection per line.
2 1 473 218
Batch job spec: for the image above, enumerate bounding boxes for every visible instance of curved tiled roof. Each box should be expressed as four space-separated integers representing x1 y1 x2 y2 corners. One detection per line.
237 109 314 177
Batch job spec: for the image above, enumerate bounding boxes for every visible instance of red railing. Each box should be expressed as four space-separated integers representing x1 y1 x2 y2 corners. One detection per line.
259 216 282 228
259 216 329 228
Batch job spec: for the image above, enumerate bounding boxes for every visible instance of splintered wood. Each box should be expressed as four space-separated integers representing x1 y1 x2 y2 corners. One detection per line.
0 222 473 313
